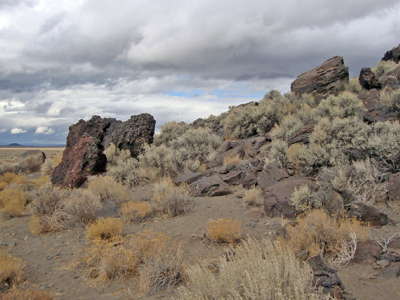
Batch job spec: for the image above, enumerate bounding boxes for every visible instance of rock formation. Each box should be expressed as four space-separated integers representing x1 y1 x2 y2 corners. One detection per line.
291 56 349 97
52 114 155 188
359 67 381 90
382 44 400 63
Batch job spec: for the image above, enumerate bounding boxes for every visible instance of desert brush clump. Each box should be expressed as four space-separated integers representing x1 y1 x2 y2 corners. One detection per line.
150 178 193 217
373 60 399 77
290 184 322 213
120 201 153 223
138 242 184 295
263 140 289 169
284 210 368 262
381 89 400 113
138 127 221 178
207 218 242 243
0 251 25 291
315 92 365 119
0 188 27 217
222 102 279 139
243 186 264 207
176 238 331 300
223 154 242 168
345 77 362 94
86 217 123 242
154 121 190 146
88 175 131 203
317 160 387 206
270 114 307 142
105 144 138 187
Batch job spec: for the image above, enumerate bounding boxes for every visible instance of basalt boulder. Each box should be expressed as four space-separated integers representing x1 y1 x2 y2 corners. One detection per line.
382 44 400 63
359 68 382 90
291 56 349 98
52 114 155 188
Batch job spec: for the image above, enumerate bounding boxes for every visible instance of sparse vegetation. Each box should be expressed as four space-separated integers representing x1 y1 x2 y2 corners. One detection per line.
243 186 263 207
88 176 131 203
0 289 53 300
284 210 368 260
176 238 330 300
0 251 24 291
86 217 123 242
120 201 153 223
0 188 27 216
207 218 242 243
150 178 193 217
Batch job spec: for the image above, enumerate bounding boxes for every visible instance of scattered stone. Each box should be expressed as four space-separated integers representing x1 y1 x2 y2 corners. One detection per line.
291 56 349 97
348 202 389 226
190 175 231 197
359 68 382 90
376 259 390 269
380 262 400 279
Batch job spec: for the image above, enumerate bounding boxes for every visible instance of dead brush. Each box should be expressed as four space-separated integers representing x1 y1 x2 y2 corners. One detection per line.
0 288 53 300
284 210 368 263
128 231 170 260
243 186 263 207
223 154 242 168
207 218 242 244
150 178 193 217
0 188 27 217
120 201 153 223
0 251 25 291
138 242 185 295
86 218 123 242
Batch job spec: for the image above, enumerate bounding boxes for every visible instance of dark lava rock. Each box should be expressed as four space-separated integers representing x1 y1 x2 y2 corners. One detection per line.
382 44 400 63
359 68 382 90
353 240 381 264
291 56 349 97
388 173 400 202
52 114 155 188
257 163 289 191
263 177 313 218
348 202 389 226
190 175 231 197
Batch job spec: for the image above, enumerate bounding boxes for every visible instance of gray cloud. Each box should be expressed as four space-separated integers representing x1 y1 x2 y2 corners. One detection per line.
0 0 399 144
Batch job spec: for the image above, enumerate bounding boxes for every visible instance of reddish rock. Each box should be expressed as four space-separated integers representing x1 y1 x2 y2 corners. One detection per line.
359 68 381 90
52 114 155 188
382 44 400 63
291 56 349 97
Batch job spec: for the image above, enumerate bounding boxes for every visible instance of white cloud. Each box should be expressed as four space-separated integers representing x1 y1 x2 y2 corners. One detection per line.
35 126 54 134
10 128 27 134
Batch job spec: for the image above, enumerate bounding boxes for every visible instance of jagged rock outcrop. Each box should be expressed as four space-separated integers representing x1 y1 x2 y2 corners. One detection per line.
291 56 349 97
52 114 155 188
382 44 400 63
359 68 382 90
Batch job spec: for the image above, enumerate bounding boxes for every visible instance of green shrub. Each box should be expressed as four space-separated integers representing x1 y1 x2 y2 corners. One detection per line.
222 102 278 139
345 78 362 94
295 144 330 176
270 114 305 142
381 89 400 113
311 117 370 165
290 184 322 212
264 139 289 168
373 60 398 77
176 238 330 300
368 121 400 172
315 92 365 119
154 122 189 146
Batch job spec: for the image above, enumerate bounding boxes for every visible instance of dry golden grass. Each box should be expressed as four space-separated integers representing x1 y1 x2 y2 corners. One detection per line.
120 201 153 223
82 243 139 281
28 211 70 235
138 242 184 295
207 218 242 243
243 186 263 207
284 210 368 259
176 238 330 300
0 251 24 290
128 231 170 260
0 288 53 300
86 218 123 242
88 176 131 203
0 188 27 216
223 154 242 168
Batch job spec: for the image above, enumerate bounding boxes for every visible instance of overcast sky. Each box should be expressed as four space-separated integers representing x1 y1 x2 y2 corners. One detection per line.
0 0 399 145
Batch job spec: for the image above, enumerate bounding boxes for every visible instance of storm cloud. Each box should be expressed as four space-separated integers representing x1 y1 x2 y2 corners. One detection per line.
0 0 399 144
